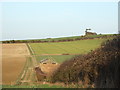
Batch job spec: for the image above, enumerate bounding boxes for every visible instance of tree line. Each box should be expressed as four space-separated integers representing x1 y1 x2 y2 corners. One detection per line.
2 34 119 43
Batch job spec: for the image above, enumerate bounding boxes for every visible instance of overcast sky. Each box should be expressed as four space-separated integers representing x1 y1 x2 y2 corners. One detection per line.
1 2 118 41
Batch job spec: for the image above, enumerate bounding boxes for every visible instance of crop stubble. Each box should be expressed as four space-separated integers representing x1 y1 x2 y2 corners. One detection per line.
2 43 30 85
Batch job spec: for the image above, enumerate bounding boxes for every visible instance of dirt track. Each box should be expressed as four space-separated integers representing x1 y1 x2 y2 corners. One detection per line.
2 43 30 85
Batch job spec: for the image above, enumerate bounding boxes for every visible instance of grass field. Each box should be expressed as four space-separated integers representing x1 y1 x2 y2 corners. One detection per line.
29 38 109 55
2 84 64 88
35 55 77 63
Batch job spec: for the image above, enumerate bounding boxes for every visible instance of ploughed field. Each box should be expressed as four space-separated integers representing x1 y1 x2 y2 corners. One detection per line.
2 43 30 85
29 38 108 55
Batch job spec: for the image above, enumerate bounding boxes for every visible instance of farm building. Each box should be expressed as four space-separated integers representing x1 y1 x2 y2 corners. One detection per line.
39 57 58 64
39 57 60 76
85 28 97 36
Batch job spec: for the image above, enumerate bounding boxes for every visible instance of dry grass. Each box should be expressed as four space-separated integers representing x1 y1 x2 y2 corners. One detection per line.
40 63 60 76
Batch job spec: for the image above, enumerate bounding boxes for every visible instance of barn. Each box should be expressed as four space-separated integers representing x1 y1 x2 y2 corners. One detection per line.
85 32 97 36
39 57 59 76
39 57 57 64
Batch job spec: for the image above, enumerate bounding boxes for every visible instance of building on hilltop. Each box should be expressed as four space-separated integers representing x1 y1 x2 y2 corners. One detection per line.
85 28 97 36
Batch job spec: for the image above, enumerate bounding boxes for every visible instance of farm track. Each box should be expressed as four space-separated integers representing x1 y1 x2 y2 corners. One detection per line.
19 44 38 85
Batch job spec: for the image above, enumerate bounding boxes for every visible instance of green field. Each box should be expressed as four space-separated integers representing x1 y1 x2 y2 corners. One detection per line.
29 38 108 55
35 55 77 63
2 84 64 88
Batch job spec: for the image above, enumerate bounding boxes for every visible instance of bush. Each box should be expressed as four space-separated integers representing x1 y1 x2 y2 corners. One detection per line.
50 35 120 88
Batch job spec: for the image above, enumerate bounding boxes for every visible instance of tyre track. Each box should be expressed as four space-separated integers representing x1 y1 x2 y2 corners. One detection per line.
19 44 38 85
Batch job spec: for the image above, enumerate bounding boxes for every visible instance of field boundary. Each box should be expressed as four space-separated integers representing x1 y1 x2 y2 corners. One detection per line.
15 43 38 85
25 43 38 83
24 54 81 57
33 54 80 56
26 43 34 55
2 34 119 44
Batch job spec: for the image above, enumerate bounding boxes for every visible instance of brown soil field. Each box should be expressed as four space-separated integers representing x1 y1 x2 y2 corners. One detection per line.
2 43 30 57
2 43 30 85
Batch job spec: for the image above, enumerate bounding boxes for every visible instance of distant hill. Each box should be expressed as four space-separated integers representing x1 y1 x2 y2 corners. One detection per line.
2 34 118 43
50 35 120 88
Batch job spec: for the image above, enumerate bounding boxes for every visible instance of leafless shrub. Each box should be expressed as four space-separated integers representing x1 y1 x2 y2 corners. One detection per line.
50 35 120 88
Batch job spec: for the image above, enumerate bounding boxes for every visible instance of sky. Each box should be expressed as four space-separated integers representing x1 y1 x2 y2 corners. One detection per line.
1 2 118 41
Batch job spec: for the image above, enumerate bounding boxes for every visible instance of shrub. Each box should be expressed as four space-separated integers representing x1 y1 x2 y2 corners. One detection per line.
50 35 120 88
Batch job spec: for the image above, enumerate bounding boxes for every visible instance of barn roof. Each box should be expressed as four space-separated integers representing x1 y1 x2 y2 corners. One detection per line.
40 57 57 64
